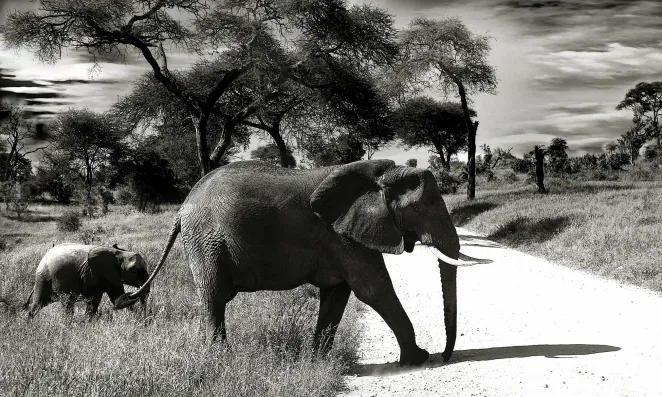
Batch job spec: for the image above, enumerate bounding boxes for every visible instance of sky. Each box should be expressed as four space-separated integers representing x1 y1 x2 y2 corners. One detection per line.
1 0 662 167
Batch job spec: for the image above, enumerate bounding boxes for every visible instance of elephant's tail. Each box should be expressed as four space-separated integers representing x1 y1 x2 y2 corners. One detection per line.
114 215 181 310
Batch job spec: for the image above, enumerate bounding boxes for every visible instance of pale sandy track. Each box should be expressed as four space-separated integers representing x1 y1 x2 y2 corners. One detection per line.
341 228 662 397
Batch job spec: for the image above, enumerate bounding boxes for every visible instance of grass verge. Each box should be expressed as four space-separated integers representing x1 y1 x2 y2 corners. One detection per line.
444 180 662 292
0 205 361 397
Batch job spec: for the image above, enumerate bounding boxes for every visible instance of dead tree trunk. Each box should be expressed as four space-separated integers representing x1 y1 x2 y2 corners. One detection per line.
534 145 546 194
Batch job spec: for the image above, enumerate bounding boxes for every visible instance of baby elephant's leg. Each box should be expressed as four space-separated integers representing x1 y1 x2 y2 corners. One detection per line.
85 294 103 319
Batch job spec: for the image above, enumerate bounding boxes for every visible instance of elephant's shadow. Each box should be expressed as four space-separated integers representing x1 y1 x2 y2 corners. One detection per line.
351 343 621 377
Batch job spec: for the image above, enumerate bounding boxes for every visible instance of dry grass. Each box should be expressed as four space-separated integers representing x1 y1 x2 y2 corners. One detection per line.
0 204 361 397
444 180 662 292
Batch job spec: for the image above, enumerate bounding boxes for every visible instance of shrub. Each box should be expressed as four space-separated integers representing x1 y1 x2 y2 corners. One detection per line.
432 169 462 194
644 144 659 160
57 210 82 232
115 185 135 205
630 167 653 181
127 149 178 212
589 169 619 181
32 165 75 204
503 170 518 183
511 158 532 174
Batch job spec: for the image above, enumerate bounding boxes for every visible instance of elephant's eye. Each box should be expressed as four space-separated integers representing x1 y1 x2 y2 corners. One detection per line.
411 204 420 213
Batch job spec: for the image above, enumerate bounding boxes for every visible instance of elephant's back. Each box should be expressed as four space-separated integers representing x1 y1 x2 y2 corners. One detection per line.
177 162 334 251
37 244 90 275
182 161 333 207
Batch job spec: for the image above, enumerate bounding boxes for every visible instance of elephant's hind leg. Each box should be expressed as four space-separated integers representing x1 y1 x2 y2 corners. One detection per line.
186 243 234 344
197 278 234 343
314 282 351 354
61 294 76 318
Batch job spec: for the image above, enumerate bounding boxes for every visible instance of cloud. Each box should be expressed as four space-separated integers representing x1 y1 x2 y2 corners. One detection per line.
545 102 606 115
497 0 662 49
496 111 632 155
530 43 662 92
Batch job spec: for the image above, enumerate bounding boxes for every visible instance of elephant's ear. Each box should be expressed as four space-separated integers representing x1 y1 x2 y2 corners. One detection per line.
310 160 404 254
87 247 123 286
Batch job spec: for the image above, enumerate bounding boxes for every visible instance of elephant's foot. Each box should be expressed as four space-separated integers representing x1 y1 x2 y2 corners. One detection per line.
399 346 429 366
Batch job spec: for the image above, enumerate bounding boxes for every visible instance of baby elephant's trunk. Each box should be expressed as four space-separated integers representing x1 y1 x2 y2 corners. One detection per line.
114 216 180 310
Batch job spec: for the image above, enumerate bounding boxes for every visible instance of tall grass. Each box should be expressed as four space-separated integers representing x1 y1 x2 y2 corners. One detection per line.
444 179 662 292
0 204 361 397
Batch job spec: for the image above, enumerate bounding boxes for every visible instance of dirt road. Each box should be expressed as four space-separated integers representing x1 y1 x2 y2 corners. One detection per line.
342 228 662 396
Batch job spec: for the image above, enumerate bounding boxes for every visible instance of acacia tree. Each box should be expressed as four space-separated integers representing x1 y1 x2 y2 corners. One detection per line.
393 97 473 170
399 17 497 199
616 81 662 146
45 109 128 215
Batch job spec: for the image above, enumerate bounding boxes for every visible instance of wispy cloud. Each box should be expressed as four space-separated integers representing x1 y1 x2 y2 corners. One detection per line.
530 43 662 91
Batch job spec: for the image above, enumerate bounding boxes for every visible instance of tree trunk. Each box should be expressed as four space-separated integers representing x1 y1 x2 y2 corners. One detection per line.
266 122 292 168
209 118 237 170
632 146 637 165
534 145 546 194
455 82 476 200
263 114 293 168
432 142 449 170
445 151 452 171
192 113 211 177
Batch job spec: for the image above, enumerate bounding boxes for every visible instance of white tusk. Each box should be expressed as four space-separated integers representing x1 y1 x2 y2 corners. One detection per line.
427 246 479 266
458 252 493 264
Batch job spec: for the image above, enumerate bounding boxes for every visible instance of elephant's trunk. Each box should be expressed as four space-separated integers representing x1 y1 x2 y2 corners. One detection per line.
439 260 457 362
419 212 461 363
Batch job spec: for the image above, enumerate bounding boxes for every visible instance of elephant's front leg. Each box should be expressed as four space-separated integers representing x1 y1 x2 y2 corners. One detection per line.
314 282 352 354
85 293 103 319
341 250 429 366
106 285 126 311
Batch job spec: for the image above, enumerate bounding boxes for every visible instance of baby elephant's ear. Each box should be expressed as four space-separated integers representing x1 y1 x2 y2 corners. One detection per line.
310 160 404 254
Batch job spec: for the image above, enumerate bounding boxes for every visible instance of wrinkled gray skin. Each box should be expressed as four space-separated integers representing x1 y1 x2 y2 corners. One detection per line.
26 243 150 319
119 160 465 365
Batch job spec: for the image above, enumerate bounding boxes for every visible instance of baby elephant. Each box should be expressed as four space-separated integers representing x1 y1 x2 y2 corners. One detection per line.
25 243 150 319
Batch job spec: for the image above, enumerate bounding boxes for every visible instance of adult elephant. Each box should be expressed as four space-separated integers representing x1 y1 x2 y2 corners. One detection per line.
116 160 486 365
26 243 150 318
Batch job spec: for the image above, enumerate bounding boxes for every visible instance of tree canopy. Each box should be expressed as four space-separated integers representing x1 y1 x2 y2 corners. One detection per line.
2 0 399 178
393 97 474 170
303 134 366 167
616 81 662 145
